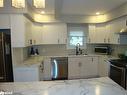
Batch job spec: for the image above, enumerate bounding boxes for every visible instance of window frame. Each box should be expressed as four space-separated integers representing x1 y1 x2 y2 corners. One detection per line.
67 24 87 49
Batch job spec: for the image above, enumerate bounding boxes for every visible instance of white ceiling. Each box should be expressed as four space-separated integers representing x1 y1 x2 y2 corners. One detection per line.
61 0 127 15
27 0 127 15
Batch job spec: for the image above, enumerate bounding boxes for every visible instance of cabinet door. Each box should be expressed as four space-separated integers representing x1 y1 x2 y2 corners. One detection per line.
42 24 59 44
68 57 80 79
89 57 99 77
25 17 33 46
14 67 40 82
109 21 120 44
81 57 98 78
32 24 43 45
98 56 110 77
88 25 97 43
80 57 90 78
58 24 67 44
95 24 107 43
10 14 25 47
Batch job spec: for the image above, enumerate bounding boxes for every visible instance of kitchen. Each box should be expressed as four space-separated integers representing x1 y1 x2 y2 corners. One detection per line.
0 0 127 95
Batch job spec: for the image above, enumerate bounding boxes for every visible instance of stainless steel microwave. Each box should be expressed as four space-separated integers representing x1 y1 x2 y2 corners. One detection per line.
94 46 111 55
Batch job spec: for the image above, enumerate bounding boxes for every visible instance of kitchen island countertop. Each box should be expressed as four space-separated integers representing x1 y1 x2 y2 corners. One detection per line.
0 77 126 95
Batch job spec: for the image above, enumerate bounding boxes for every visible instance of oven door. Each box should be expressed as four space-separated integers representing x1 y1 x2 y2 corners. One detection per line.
110 64 126 89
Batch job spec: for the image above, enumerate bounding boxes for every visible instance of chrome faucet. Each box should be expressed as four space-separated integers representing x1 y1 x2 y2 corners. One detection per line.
76 43 82 55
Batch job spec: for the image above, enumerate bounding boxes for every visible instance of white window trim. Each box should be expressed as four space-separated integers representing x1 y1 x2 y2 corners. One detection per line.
67 25 87 49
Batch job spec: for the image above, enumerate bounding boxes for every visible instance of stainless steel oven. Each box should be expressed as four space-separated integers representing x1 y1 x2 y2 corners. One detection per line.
109 59 127 89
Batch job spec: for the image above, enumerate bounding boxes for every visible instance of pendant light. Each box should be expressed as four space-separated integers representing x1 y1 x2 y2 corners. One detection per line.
33 0 45 8
12 0 25 8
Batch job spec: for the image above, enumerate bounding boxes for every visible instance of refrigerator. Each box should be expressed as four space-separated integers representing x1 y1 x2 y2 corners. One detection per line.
0 30 13 82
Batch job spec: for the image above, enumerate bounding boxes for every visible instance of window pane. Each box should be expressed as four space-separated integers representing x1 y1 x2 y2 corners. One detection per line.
69 36 83 46
69 31 84 36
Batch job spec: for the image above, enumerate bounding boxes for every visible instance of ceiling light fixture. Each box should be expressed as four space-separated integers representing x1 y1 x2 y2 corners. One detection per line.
96 12 100 15
12 0 25 8
41 11 45 14
33 0 45 8
0 0 4 7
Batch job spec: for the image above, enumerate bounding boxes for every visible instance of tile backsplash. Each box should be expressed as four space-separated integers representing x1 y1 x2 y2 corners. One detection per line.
12 44 127 65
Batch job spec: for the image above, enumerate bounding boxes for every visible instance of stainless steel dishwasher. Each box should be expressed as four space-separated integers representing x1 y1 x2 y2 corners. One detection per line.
51 57 68 80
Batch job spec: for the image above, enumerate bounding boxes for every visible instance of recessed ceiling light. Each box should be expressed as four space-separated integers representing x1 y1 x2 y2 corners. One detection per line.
96 12 100 15
41 11 45 14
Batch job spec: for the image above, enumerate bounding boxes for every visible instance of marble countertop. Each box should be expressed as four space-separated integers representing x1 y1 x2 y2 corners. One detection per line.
13 54 118 67
13 56 44 67
0 77 126 95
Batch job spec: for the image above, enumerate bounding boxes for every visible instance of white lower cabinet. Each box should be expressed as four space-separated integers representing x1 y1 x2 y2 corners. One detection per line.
68 56 99 79
14 66 41 82
98 56 110 77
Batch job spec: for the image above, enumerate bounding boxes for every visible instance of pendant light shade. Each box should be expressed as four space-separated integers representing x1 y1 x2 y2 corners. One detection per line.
0 0 4 7
33 0 45 8
12 0 25 8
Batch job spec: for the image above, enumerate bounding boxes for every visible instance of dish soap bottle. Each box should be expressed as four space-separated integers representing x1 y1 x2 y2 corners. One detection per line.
35 48 39 55
30 47 35 55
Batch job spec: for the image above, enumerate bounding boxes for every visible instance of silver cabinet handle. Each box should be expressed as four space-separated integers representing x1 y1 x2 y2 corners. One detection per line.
58 39 60 44
104 38 106 43
118 38 120 43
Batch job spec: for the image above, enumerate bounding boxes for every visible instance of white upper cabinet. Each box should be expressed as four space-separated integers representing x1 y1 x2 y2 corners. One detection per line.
88 24 107 44
42 23 67 44
31 23 43 45
88 24 96 43
88 16 127 44
0 14 10 29
109 17 127 44
95 23 107 43
25 17 33 47
10 14 33 47
11 14 25 47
